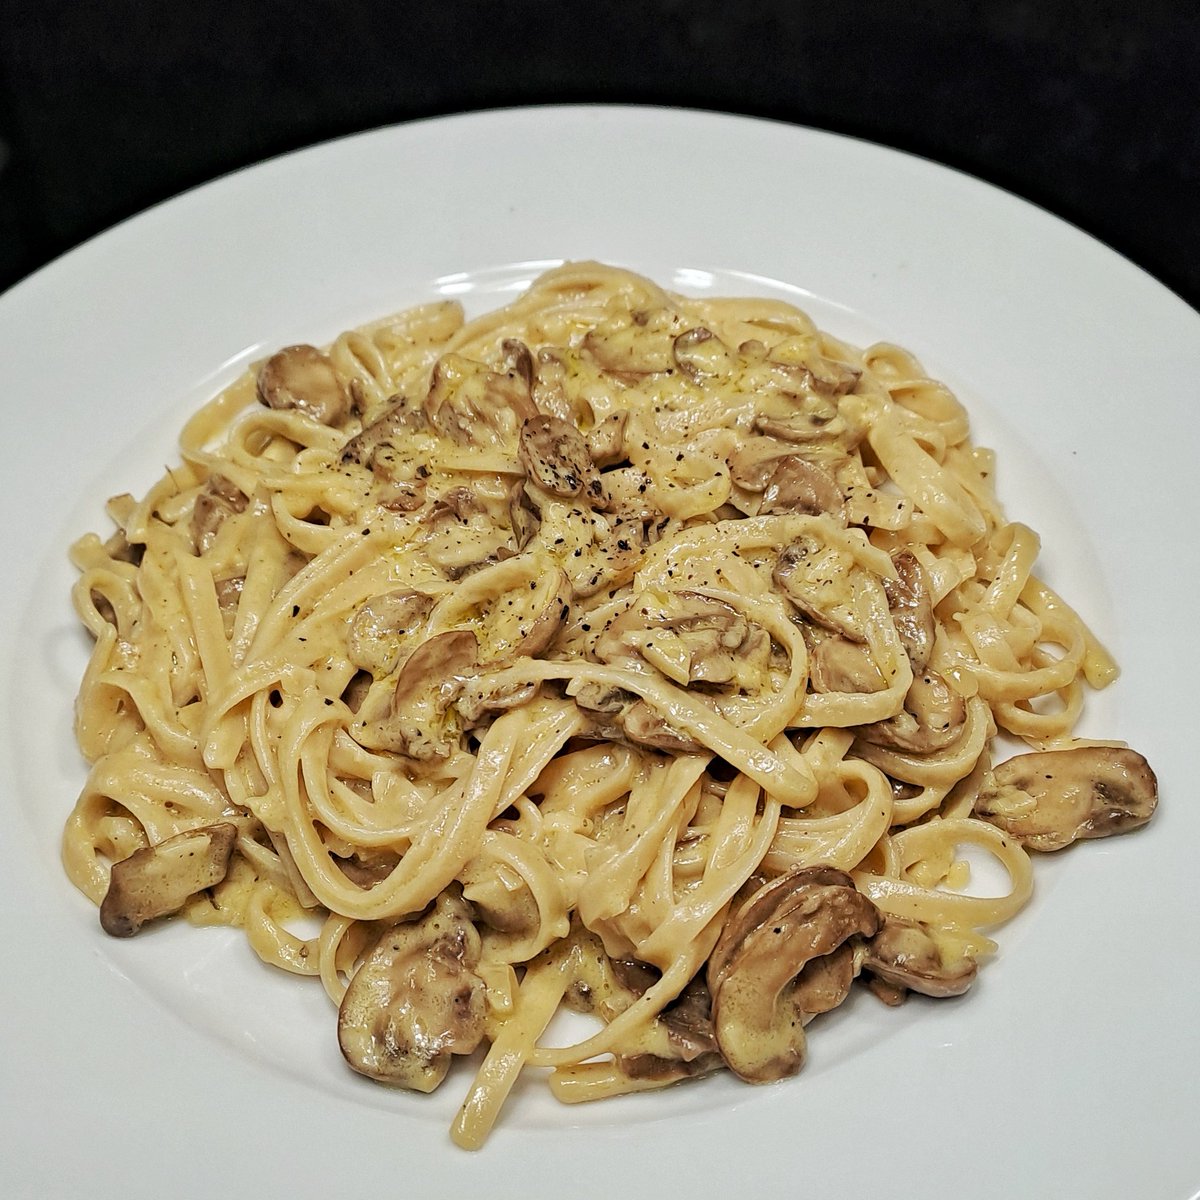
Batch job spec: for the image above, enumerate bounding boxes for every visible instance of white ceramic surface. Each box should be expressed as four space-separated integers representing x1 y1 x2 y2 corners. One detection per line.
1 107 1197 1200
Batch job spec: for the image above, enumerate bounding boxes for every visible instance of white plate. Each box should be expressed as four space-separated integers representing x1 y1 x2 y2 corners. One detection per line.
2 107 1197 1200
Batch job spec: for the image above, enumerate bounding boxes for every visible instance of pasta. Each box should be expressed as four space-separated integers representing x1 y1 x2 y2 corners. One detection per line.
63 262 1157 1147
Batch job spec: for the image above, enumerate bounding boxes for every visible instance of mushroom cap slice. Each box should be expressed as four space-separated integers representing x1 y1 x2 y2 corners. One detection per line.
518 414 602 501
355 630 478 759
424 352 536 446
857 669 966 753
338 893 486 1092
190 474 247 554
672 327 736 380
808 635 885 694
707 866 880 1083
773 534 866 642
257 344 350 426
862 918 978 999
100 822 238 937
974 746 1157 851
346 589 434 677
759 456 846 521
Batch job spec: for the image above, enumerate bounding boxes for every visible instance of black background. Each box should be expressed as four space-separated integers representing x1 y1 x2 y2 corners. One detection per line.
2 0 1197 308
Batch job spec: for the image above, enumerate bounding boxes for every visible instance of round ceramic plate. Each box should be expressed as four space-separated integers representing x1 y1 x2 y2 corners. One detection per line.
1 107 1196 1200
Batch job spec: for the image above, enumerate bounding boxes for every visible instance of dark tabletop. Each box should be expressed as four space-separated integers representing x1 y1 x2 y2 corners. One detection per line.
2 0 1197 309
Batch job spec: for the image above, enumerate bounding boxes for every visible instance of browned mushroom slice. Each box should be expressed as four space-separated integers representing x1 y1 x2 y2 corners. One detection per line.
707 865 880 1082
804 356 862 396
507 569 572 660
334 848 403 888
190 474 248 554
773 534 865 641
672 327 736 380
424 487 512 576
100 822 238 937
530 348 572 420
346 589 433 677
338 892 486 1092
586 411 629 467
753 407 848 446
621 701 704 753
728 439 791 492
519 414 601 500
862 918 977 1000
375 480 427 512
257 344 350 426
582 323 674 375
974 746 1157 851
759 456 846 521
594 590 770 690
500 338 534 388
808 635 885 694
883 551 935 670
339 393 428 472
617 977 723 1083
456 678 541 726
356 630 478 759
424 352 537 446
214 576 244 637
857 670 966 753
565 519 647 599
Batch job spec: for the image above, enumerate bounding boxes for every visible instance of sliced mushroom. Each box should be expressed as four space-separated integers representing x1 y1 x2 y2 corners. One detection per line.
100 822 238 937
456 677 541 726
621 701 704 754
505 569 572 660
530 348 573 421
334 848 403 888
760 456 846 521
586 411 629 467
376 480 427 512
753 407 848 446
808 635 885 694
257 344 350 426
582 322 674 375
214 576 244 637
802 355 862 396
707 865 880 1082
672 327 736 380
617 976 723 1083
423 352 537 446
857 670 966 753
424 487 512 576
774 534 865 641
519 414 602 500
500 338 535 388
355 630 478 759
883 551 935 670
339 393 428 472
862 918 977 1000
346 589 433 677
728 439 792 492
594 590 770 691
974 746 1157 851
190 474 248 554
338 891 486 1092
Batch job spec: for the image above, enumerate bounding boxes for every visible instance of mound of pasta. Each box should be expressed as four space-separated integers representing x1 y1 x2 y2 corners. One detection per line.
65 263 1157 1147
